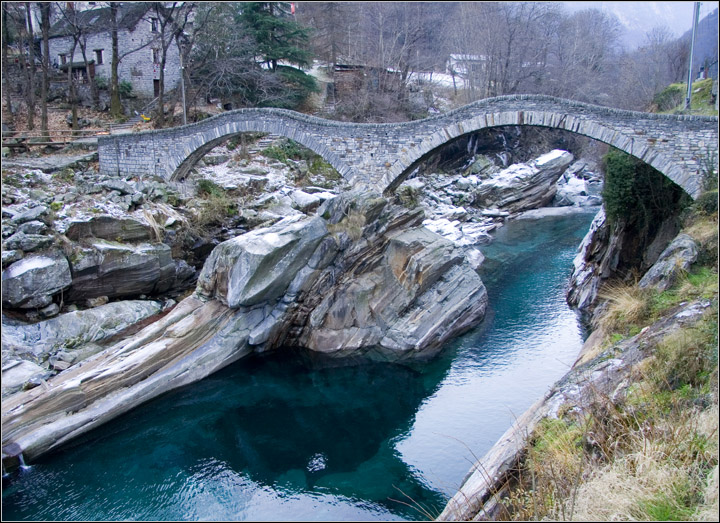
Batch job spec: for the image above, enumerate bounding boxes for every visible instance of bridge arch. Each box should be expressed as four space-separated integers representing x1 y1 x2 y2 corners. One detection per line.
167 112 349 182
377 99 717 198
383 111 687 194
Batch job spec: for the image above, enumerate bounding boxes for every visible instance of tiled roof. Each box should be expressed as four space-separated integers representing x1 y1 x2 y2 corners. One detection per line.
49 3 151 38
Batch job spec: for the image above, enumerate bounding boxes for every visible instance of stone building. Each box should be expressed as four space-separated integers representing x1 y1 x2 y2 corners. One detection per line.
47 2 185 99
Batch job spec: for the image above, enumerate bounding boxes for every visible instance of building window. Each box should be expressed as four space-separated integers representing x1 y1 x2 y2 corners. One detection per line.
94 49 104 65
151 18 158 32
152 48 160 64
59 54 67 65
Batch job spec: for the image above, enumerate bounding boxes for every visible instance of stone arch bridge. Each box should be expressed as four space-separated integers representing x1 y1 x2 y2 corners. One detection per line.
98 95 718 199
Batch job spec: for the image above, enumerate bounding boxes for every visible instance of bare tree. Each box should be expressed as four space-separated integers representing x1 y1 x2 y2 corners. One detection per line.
105 2 162 119
146 1 195 127
53 1 91 131
108 1 122 117
545 7 622 104
2 2 16 127
3 3 39 129
23 2 36 130
39 1 51 139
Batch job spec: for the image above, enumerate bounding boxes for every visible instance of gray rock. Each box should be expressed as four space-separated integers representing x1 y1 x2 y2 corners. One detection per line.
2 222 17 239
566 209 612 311
1 299 164 359
39 302 61 318
11 205 49 225
64 215 155 242
196 214 329 307
67 240 176 301
639 233 698 292
466 154 499 176
2 249 23 267
2 252 72 308
2 360 48 397
642 218 681 270
473 150 574 213
289 189 322 212
18 220 49 235
4 231 54 252
101 179 135 195
297 199 488 359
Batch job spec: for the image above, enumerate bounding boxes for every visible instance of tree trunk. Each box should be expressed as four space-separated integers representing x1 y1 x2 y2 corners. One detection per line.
40 1 50 140
78 41 98 110
23 3 36 130
68 39 79 133
2 3 15 127
157 54 166 127
109 2 123 117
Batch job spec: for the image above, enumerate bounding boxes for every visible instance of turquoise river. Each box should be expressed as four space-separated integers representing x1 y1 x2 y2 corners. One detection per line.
2 207 599 521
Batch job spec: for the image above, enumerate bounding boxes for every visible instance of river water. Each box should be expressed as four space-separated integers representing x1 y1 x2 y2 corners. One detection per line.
2 208 598 521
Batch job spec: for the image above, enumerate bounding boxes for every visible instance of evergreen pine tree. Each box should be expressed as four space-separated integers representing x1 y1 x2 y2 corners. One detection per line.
238 2 313 71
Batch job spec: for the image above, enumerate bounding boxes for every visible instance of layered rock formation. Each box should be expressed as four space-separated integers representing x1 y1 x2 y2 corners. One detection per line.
1 192 487 469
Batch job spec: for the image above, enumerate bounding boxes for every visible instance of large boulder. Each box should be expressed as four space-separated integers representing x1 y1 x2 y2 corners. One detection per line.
67 240 176 301
566 209 616 311
2 252 72 309
473 150 574 213
293 194 489 359
196 214 329 307
64 215 155 243
639 233 698 292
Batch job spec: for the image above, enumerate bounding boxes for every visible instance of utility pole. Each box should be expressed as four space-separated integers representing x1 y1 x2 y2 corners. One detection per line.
179 43 187 125
685 2 701 110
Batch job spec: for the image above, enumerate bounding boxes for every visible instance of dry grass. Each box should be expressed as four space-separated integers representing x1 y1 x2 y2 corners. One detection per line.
564 404 718 521
594 281 650 334
327 210 367 241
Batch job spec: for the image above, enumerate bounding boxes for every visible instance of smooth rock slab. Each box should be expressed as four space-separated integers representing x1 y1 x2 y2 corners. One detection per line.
1 360 48 397
1 300 164 359
1 296 260 468
64 215 155 242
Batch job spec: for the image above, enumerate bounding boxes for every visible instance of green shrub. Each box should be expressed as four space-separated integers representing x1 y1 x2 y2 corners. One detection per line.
119 80 134 98
602 149 690 228
94 75 108 90
262 138 311 163
196 178 226 198
694 190 718 215
652 84 685 112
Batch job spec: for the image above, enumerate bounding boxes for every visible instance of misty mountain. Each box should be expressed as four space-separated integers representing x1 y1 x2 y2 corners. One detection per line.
561 1 701 49
678 7 719 77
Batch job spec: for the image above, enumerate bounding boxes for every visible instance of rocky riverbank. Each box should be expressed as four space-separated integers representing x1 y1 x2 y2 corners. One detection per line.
2 135 603 471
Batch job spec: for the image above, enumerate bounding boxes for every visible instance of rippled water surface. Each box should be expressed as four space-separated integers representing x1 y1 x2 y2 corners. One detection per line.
2 208 598 521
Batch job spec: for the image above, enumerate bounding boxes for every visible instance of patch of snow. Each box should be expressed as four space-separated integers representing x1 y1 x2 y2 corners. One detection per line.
3 256 55 277
535 149 570 167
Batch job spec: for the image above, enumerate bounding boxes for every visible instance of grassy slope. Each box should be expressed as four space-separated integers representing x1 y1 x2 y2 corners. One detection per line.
655 78 719 116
